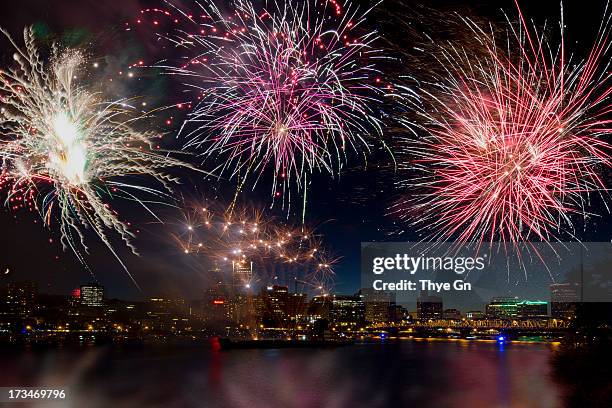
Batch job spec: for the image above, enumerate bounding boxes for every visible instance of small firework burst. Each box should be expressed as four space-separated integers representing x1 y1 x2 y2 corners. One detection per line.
171 200 336 292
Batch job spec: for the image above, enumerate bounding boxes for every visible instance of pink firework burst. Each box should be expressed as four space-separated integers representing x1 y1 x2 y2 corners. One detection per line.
154 0 385 213
394 2 612 244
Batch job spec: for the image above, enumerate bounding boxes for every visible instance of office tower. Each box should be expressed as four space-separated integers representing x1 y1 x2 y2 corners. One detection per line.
330 294 366 326
466 311 485 320
308 295 332 321
443 309 462 320
516 301 548 319
4 281 38 318
486 296 520 319
80 283 104 307
361 288 396 324
417 290 443 320
550 283 580 320
232 261 253 291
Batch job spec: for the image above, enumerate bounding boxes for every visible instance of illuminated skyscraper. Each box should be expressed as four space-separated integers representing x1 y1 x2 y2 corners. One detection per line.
516 301 548 319
330 295 366 326
204 263 231 330
308 295 332 321
550 283 580 320
232 261 253 291
211 262 223 282
4 281 38 318
486 297 520 319
257 285 307 328
417 290 443 320
207 262 227 297
443 309 462 320
80 283 104 307
466 311 485 320
361 288 395 324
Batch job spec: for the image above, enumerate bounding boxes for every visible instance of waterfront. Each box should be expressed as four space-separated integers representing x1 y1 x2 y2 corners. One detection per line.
0 340 564 408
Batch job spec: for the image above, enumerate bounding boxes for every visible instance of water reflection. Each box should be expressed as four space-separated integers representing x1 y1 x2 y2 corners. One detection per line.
0 341 561 408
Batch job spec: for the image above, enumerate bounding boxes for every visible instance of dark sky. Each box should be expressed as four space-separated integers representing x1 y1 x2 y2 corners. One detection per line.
0 0 610 307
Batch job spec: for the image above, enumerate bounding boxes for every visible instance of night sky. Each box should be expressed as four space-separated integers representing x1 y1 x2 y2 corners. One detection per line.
0 0 610 303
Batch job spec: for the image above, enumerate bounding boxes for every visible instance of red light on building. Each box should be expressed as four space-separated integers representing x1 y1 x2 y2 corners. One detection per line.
212 299 224 305
71 288 81 298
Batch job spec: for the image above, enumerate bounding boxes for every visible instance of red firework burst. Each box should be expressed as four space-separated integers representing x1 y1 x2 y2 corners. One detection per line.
394 1 612 244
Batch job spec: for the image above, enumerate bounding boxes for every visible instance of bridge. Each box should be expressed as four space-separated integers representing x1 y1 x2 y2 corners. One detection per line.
367 318 570 331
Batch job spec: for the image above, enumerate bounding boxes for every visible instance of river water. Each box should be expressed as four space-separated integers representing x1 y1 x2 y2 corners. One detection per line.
0 340 564 408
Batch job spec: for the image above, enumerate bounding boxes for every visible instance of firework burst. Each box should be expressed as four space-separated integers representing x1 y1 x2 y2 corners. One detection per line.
0 27 192 285
170 200 336 293
153 0 385 215
393 2 612 245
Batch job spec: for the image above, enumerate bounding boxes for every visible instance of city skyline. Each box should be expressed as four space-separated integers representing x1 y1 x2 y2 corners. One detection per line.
0 277 580 348
0 277 581 315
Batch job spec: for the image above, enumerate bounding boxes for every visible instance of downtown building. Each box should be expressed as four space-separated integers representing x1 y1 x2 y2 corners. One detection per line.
466 311 485 320
224 261 256 331
360 288 396 324
329 294 366 329
443 309 462 320
486 297 520 319
516 301 548 319
143 296 191 334
307 294 332 321
66 284 108 331
202 263 232 331
550 283 580 320
416 290 443 320
486 297 549 319
232 261 253 292
0 281 38 335
80 283 104 307
256 285 308 329
2 281 38 319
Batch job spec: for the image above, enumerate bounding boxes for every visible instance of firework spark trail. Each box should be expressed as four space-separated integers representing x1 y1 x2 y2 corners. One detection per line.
171 201 336 292
0 27 194 287
152 0 385 216
392 2 612 246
